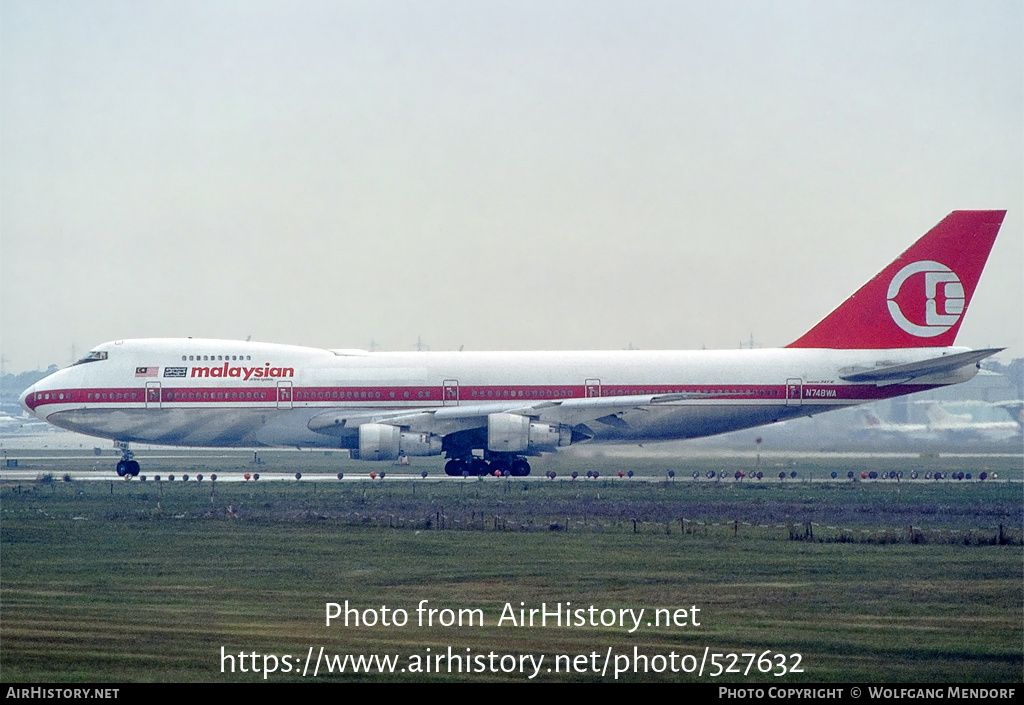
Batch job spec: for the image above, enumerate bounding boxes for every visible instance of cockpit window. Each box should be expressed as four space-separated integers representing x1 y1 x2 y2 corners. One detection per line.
72 350 108 366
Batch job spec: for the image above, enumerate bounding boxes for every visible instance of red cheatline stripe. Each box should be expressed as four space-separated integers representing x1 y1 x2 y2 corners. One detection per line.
25 382 940 410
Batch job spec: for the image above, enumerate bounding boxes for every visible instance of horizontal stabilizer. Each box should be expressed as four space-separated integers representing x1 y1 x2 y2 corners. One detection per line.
839 348 1002 384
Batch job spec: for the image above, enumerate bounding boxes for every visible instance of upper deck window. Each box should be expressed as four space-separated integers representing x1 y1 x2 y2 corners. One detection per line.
72 350 108 366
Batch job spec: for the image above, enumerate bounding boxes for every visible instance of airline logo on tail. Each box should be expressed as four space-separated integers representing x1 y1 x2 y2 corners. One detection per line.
886 260 964 338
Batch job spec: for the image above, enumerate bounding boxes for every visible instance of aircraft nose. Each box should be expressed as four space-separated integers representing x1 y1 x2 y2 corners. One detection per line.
19 384 37 416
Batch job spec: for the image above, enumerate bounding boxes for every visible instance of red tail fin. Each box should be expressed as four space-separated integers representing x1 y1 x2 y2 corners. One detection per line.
788 210 1005 349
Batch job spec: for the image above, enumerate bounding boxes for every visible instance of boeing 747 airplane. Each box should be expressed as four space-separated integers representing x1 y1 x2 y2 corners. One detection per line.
20 211 1006 476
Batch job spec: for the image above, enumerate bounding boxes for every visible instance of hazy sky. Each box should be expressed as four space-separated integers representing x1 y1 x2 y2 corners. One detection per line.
2 0 1021 372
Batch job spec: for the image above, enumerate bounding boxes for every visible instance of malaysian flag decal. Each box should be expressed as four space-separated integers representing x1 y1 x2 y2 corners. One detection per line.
135 366 158 378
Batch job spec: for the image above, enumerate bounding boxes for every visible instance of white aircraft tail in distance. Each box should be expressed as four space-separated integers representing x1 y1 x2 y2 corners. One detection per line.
917 401 1021 442
21 210 1007 477
857 408 936 442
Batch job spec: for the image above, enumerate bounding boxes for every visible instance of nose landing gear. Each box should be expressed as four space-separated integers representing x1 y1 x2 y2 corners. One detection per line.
115 442 140 477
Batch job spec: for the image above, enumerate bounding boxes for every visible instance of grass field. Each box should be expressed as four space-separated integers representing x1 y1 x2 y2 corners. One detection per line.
1 451 1021 682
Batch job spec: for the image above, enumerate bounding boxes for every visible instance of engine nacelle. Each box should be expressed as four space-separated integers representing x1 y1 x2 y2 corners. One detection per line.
357 423 442 461
487 413 572 453
397 430 443 458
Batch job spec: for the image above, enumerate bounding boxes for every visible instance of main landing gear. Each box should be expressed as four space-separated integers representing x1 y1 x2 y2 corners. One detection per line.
444 456 531 477
115 442 140 477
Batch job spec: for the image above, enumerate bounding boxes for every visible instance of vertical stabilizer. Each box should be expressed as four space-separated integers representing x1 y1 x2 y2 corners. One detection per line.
788 210 1004 349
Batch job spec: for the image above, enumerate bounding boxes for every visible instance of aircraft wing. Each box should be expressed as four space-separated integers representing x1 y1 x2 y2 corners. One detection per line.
306 392 705 438
838 348 1003 386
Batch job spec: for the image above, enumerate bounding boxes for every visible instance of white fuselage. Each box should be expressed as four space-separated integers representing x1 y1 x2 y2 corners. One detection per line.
21 338 973 452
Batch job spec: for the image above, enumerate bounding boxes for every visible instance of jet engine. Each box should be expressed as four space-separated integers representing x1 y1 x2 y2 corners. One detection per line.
357 423 442 461
486 413 572 453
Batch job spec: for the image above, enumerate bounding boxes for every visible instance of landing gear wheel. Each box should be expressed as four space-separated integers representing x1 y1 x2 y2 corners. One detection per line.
114 441 136 478
445 459 468 477
470 458 489 476
511 459 531 476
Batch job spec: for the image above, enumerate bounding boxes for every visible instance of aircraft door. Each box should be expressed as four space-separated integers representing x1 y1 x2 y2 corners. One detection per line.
277 381 293 410
442 379 459 406
786 378 803 406
585 378 602 398
145 382 162 409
